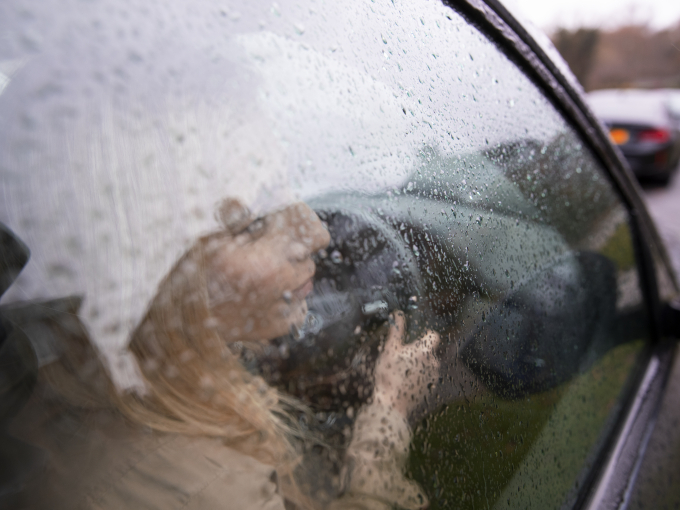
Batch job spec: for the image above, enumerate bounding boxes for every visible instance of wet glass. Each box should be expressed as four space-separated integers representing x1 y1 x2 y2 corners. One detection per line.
0 0 649 509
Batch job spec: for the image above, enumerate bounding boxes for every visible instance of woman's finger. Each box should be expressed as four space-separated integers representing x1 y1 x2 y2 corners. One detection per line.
384 311 407 351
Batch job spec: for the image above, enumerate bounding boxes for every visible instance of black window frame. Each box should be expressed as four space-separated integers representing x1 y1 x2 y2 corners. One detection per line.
436 1 680 508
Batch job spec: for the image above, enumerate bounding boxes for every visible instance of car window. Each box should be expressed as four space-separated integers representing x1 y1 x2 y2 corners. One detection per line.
0 0 650 509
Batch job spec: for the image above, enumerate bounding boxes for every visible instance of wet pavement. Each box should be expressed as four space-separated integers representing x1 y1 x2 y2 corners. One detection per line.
642 173 680 277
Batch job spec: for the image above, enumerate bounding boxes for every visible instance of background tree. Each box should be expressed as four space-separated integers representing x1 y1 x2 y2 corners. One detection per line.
552 28 600 89
550 21 680 91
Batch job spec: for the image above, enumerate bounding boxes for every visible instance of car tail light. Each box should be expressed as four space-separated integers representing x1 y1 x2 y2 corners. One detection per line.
638 128 670 143
609 128 630 145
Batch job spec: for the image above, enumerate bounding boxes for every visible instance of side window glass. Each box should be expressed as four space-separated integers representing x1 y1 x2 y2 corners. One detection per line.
0 1 649 509
651 239 679 305
405 136 647 510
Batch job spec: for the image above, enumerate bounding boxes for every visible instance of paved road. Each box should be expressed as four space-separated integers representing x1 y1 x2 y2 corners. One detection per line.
642 174 680 277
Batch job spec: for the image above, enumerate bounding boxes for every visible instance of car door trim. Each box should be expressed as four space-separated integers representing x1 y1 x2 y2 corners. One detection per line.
440 1 679 508
582 342 675 510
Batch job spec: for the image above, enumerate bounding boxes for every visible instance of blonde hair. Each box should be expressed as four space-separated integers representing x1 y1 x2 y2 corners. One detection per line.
116 231 315 507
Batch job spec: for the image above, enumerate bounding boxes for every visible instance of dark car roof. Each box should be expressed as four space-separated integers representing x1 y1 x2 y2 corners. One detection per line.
586 89 673 127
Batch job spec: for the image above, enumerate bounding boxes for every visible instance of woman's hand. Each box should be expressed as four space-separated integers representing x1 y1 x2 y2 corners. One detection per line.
372 311 441 418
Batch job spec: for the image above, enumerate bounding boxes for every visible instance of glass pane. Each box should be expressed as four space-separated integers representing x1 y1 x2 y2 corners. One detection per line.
399 134 648 509
0 0 648 509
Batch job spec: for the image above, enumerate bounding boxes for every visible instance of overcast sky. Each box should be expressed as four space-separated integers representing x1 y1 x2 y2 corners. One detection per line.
508 0 680 31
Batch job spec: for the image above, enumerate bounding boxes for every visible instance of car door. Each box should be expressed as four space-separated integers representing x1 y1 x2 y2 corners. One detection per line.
0 0 677 509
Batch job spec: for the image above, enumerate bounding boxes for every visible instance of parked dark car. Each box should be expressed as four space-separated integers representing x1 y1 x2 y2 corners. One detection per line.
586 88 680 185
1 1 679 509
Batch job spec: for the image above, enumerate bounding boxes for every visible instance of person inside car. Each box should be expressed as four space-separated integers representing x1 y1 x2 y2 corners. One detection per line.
18 198 441 510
